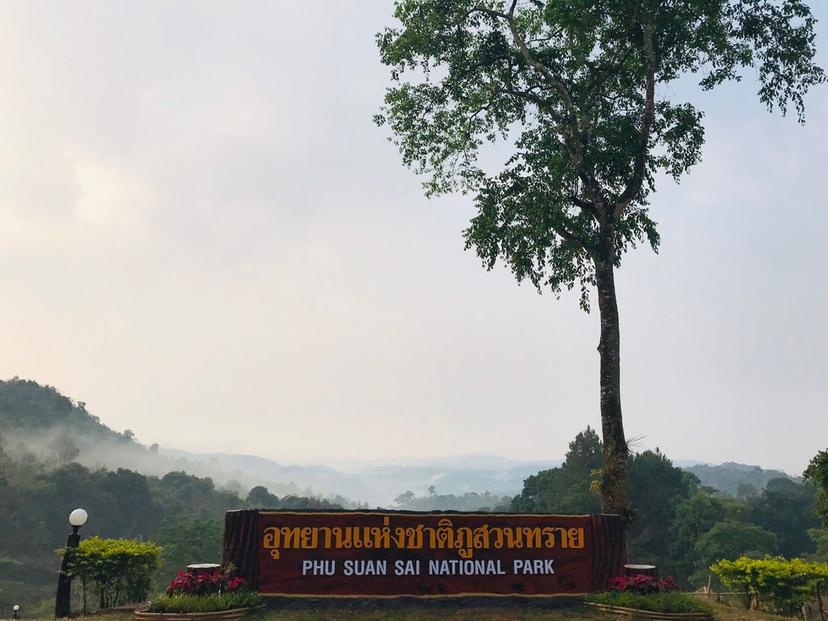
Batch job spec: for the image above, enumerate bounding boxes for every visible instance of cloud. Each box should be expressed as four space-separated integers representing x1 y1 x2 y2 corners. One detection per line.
0 2 825 474
71 152 156 230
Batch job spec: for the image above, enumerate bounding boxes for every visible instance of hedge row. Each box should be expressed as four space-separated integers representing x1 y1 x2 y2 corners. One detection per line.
710 556 828 615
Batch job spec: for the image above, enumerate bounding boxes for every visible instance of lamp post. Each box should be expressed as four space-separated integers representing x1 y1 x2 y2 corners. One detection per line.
12 605 19 620
55 508 88 618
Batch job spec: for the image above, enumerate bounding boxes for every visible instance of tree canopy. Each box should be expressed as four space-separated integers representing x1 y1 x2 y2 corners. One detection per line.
804 449 828 525
377 0 823 514
376 0 823 301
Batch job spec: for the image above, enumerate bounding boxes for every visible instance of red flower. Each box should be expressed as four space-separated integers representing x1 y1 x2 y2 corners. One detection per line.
659 576 679 592
165 569 249 596
608 576 631 591
606 574 677 595
226 577 247 592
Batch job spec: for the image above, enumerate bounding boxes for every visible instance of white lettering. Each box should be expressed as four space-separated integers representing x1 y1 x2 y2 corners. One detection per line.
513 559 555 575
302 560 335 576
344 560 387 576
395 560 420 575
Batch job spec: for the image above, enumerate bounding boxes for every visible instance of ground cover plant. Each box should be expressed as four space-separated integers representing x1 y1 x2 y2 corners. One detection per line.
148 592 263 614
586 591 713 614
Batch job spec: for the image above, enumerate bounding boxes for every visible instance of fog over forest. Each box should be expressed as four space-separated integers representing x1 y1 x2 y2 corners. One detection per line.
0 379 799 506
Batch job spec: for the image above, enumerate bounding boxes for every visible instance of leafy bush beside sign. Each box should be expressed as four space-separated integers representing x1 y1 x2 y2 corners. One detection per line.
59 537 162 612
710 556 828 615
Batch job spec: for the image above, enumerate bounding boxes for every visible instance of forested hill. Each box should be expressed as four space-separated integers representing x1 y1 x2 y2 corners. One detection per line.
0 377 124 440
0 378 364 501
0 378 346 615
684 462 797 496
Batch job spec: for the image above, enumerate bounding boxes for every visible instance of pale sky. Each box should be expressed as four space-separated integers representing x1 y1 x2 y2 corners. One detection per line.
1 1 826 475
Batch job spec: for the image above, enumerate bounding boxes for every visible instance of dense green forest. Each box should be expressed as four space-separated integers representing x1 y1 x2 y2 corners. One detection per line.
509 428 827 585
1 379 825 616
0 380 343 615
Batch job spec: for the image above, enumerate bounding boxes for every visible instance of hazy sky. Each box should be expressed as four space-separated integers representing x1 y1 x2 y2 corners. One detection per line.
1 2 826 475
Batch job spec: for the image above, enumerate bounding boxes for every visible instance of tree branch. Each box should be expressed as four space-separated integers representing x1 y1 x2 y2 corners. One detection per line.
615 13 657 217
500 7 607 211
472 2 606 210
569 194 598 216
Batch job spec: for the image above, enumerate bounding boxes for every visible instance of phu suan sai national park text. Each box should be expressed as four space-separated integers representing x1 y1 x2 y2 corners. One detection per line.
222 510 626 597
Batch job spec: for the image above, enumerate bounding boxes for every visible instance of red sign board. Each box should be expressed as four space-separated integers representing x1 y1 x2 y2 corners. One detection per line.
223 510 625 598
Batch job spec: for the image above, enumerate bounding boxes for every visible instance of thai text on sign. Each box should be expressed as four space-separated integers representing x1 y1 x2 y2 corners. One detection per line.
223 510 626 598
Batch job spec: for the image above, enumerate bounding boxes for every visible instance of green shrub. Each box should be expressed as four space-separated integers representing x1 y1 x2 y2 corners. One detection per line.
710 556 828 615
148 591 262 613
59 537 162 612
586 591 713 614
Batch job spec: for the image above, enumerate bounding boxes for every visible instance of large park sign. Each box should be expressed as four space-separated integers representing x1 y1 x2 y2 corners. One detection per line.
222 510 625 598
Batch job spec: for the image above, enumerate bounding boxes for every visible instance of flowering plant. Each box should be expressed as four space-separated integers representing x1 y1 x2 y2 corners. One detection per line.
607 574 679 594
166 570 248 596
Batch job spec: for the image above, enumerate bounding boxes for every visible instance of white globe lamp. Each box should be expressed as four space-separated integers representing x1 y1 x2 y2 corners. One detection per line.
69 508 88 528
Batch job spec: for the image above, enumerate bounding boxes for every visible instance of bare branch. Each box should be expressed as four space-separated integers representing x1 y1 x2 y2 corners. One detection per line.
569 194 598 215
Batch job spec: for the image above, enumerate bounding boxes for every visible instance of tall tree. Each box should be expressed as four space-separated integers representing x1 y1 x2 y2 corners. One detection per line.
627 449 697 569
748 477 819 557
804 449 828 525
376 0 823 515
511 426 603 513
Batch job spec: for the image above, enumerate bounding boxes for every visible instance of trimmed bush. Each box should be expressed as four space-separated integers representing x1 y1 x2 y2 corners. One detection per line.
148 592 262 613
60 537 162 612
710 556 828 615
586 591 713 614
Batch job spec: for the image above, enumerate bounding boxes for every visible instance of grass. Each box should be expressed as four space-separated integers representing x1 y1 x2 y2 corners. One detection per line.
244 601 611 621
12 597 803 621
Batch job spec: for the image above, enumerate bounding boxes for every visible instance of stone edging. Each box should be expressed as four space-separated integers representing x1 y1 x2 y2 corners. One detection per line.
133 605 261 621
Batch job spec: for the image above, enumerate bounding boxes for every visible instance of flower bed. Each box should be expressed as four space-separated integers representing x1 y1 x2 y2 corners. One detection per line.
165 570 249 597
585 574 714 621
136 569 262 620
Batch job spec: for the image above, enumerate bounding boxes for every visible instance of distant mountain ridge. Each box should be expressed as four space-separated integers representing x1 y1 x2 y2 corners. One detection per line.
0 377 797 505
683 461 797 495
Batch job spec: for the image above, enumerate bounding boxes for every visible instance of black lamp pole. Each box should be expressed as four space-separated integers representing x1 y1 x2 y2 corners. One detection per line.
55 524 82 617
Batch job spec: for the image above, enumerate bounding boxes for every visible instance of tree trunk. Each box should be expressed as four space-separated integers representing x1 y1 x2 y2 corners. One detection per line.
595 235 628 517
